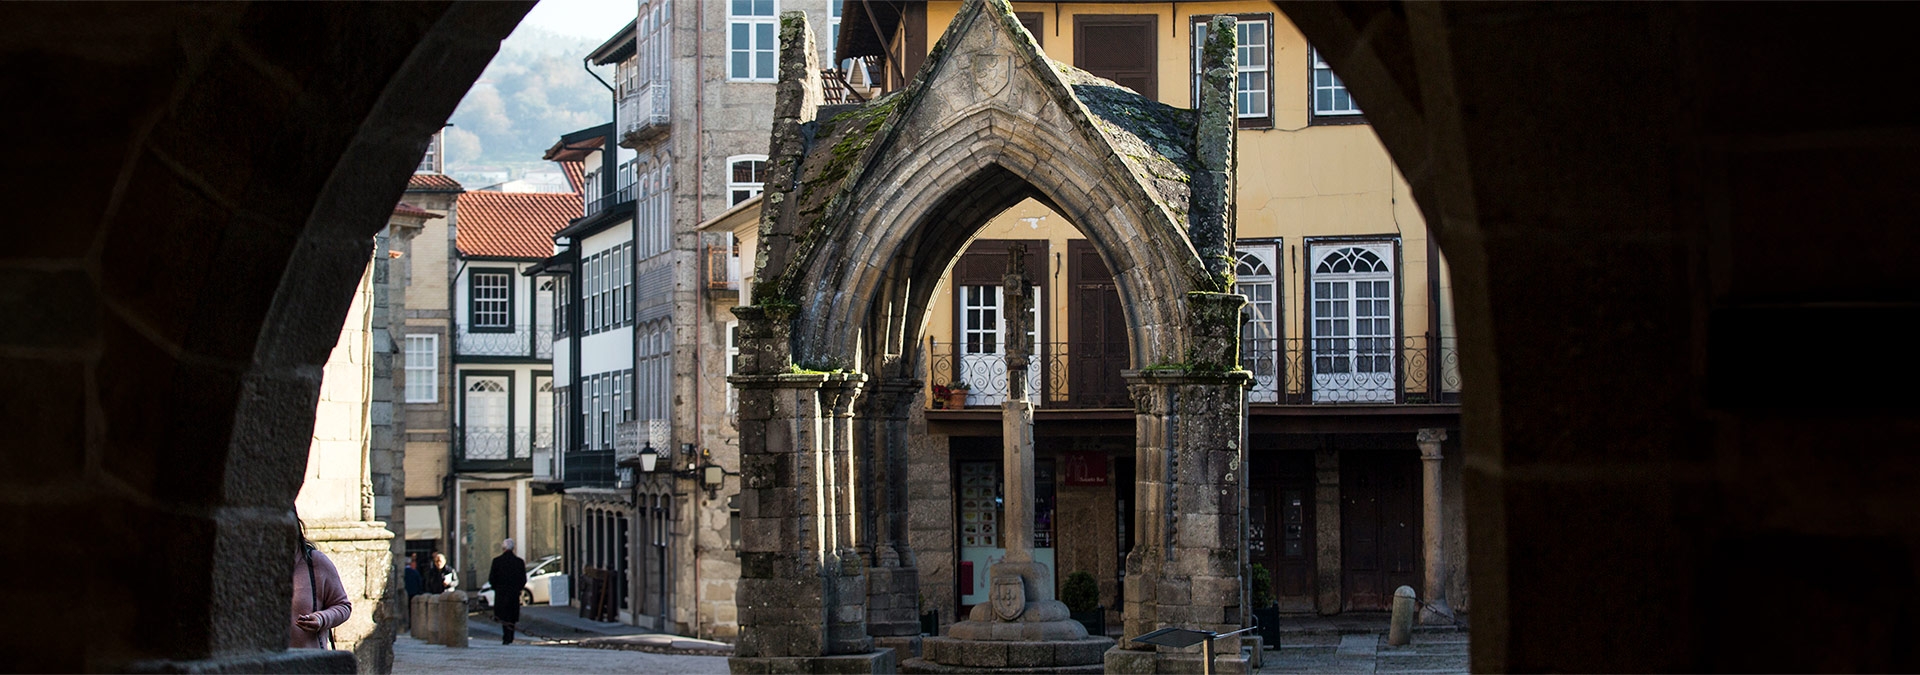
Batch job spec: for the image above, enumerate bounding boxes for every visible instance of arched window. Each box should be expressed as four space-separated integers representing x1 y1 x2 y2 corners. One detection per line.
1308 242 1396 402
1314 246 1388 274
1234 243 1280 402
727 154 768 206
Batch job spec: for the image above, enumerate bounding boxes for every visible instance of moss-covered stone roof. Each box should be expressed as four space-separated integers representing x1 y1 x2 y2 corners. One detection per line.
1055 64 1201 223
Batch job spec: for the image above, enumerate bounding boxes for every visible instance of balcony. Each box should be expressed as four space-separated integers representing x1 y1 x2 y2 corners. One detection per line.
619 82 670 147
455 425 532 471
582 172 636 219
821 68 868 105
564 448 617 489
705 246 741 294
457 324 553 360
923 335 1460 410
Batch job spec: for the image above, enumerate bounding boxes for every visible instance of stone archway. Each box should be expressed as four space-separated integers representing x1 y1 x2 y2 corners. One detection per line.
0 3 528 671
728 1 1251 671
9 1 1920 672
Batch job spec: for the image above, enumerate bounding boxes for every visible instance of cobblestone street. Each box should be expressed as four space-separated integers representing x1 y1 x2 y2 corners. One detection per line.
392 634 729 674
1257 631 1469 674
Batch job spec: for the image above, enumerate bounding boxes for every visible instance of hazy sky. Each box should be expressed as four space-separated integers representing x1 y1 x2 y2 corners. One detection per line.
516 0 635 41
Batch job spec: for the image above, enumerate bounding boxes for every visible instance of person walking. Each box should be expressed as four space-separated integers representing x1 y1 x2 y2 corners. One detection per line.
292 526 353 649
488 538 528 644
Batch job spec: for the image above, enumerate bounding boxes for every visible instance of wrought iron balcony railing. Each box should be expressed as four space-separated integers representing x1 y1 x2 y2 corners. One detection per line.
619 82 670 144
924 341 1128 409
1237 335 1460 405
456 323 552 359
582 174 636 219
923 335 1460 409
456 425 528 462
457 426 555 467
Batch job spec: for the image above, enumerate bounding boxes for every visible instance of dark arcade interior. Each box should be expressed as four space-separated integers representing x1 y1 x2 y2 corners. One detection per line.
3 1 1917 671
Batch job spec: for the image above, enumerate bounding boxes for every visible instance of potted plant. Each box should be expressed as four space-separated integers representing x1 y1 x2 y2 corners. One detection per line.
931 384 952 409
1062 570 1104 636
946 381 971 408
919 593 940 636
1250 563 1280 647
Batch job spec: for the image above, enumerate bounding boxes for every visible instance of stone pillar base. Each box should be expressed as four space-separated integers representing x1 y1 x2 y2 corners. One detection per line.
1419 599 1456 625
729 648 895 674
918 636 1113 670
874 635 923 659
1103 645 1252 675
125 649 356 674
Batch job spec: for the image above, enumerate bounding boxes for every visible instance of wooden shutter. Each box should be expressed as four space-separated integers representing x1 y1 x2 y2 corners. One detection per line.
1015 12 1043 47
1073 14 1157 99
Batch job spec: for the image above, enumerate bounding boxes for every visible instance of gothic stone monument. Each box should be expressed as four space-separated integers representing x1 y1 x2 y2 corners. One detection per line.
729 2 1250 673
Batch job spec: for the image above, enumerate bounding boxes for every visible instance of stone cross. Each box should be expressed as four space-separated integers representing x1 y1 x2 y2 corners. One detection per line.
1003 243 1031 399
999 243 1035 577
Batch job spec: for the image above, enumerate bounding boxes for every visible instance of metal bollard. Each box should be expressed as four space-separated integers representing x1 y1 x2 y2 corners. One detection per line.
1388 586 1416 646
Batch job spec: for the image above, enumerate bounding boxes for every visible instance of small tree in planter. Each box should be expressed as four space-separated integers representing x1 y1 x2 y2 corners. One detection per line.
1062 570 1104 636
1250 563 1280 646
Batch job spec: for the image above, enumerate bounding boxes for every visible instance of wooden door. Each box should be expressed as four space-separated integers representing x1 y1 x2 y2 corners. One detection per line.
1251 448 1316 612
1067 240 1128 407
1340 450 1420 611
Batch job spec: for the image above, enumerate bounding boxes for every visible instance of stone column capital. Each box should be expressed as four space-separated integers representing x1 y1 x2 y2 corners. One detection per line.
1417 428 1448 459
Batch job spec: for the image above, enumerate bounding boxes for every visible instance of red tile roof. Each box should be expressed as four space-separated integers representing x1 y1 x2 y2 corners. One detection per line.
408 173 464 192
392 202 443 219
455 191 580 259
560 160 585 194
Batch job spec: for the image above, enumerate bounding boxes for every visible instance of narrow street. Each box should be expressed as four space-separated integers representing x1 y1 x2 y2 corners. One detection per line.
392 634 728 674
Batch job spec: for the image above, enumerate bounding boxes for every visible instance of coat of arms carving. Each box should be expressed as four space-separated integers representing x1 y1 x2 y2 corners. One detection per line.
991 575 1026 621
971 53 1012 99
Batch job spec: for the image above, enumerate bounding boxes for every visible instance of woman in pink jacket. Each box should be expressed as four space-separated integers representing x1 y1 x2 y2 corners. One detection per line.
292 531 353 649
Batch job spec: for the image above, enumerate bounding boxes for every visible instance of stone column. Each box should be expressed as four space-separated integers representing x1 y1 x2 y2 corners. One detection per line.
730 306 833 659
1417 428 1452 624
864 379 922 641
1108 292 1252 674
823 375 872 654
729 305 884 674
1314 448 1342 615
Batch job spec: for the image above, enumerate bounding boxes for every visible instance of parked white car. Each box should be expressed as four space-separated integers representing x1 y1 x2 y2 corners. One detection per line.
476 555 563 609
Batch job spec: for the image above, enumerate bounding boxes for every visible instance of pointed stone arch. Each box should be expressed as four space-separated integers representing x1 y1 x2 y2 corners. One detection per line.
729 0 1252 670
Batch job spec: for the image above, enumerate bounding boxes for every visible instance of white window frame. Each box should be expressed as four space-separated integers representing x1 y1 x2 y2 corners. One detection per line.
404 334 439 403
728 0 779 82
1308 242 1396 403
1192 16 1272 121
1311 47 1363 117
727 154 769 206
725 320 740 415
470 270 513 330
1233 243 1281 403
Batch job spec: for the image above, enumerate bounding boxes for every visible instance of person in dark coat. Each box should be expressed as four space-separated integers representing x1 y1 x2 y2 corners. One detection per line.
424 552 455 594
488 538 528 644
403 554 424 599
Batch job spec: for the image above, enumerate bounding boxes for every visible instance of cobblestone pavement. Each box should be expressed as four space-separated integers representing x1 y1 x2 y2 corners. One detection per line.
392 634 730 674
1256 630 1469 674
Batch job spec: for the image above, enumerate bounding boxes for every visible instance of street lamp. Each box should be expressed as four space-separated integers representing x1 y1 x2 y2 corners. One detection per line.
638 441 659 473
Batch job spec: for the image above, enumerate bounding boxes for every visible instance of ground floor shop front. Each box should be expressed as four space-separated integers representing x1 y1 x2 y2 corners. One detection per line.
911 412 1467 632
